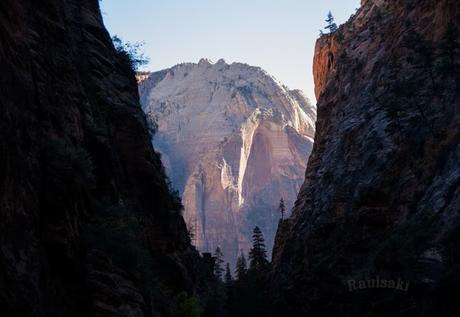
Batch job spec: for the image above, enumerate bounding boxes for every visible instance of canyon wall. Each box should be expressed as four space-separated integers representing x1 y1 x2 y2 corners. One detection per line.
272 0 460 315
140 60 316 266
0 1 205 316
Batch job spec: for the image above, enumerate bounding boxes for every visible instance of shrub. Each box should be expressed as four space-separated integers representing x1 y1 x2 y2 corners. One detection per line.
83 205 159 295
176 291 201 317
112 35 149 71
83 205 146 270
44 139 95 206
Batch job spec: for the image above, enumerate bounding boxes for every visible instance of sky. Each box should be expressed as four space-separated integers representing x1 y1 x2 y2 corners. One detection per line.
100 0 361 103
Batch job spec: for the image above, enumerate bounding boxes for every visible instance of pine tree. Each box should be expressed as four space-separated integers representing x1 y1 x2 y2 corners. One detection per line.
325 11 338 34
279 197 286 219
235 252 247 280
214 247 225 280
249 227 268 272
225 263 233 285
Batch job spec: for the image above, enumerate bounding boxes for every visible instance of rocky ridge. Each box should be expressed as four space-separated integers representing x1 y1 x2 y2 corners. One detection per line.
272 0 460 315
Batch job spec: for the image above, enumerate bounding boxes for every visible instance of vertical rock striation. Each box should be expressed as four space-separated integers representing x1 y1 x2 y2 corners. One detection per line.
272 0 460 315
0 1 204 316
140 60 316 266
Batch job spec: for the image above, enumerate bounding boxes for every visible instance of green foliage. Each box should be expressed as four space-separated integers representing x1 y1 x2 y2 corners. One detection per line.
47 140 94 184
84 205 205 315
112 35 150 71
83 205 152 272
177 291 202 317
83 204 171 307
44 139 95 205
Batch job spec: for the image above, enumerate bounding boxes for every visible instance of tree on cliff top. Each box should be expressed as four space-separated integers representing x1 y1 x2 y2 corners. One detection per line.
112 35 149 71
249 227 268 272
325 11 338 34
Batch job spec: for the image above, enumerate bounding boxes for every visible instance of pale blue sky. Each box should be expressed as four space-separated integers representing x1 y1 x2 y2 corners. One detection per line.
100 0 360 102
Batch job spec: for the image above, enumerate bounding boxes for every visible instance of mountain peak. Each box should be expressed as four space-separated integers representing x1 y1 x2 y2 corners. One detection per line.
139 62 316 266
141 61 315 136
198 58 213 66
216 58 227 65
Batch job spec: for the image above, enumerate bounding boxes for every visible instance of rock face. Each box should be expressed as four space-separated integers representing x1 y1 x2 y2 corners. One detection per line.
0 1 205 316
272 0 460 315
140 59 316 265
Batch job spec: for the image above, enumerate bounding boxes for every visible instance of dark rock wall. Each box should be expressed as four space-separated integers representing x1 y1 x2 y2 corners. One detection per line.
0 1 204 316
272 0 460 315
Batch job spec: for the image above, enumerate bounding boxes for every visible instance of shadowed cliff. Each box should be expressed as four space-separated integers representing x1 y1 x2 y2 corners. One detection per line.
272 0 460 315
0 1 207 316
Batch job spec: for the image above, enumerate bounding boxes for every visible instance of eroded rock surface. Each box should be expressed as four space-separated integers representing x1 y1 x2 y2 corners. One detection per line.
272 0 460 315
140 60 316 265
0 1 204 316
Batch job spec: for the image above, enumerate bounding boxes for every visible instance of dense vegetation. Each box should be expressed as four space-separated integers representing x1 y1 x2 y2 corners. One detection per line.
198 226 273 317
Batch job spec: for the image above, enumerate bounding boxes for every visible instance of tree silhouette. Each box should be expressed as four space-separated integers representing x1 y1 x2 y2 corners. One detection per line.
112 35 149 71
325 11 338 34
214 247 224 280
226 247 271 316
225 263 233 285
235 252 248 280
279 197 286 219
249 227 268 272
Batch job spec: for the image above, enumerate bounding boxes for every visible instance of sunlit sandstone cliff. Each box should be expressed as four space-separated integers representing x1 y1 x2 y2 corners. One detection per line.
272 0 460 315
140 59 316 265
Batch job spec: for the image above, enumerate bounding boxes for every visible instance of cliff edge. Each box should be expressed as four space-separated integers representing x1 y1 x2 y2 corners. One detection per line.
0 1 204 316
272 0 460 315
